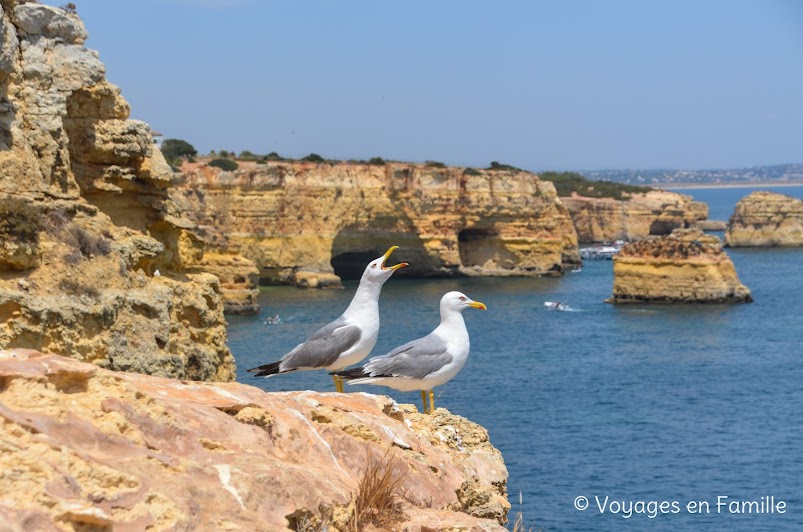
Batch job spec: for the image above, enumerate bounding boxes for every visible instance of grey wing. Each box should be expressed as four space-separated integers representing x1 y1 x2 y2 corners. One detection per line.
282 317 362 370
364 334 452 379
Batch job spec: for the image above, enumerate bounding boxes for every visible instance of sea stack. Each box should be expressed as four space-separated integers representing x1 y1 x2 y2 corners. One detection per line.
608 228 752 303
725 191 803 247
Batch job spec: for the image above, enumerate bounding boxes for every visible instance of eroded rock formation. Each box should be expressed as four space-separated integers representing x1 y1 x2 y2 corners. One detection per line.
609 228 752 303
0 4 235 379
0 349 509 531
725 191 803 247
562 189 708 243
171 161 581 287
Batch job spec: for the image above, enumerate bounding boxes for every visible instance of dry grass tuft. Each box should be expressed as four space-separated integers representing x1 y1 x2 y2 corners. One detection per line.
349 446 408 531
509 491 543 532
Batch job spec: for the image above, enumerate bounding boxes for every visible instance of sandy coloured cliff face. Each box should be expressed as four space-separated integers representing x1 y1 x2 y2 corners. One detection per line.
0 4 236 379
0 349 509 531
725 191 803 247
561 189 708 243
172 161 581 287
609 228 752 304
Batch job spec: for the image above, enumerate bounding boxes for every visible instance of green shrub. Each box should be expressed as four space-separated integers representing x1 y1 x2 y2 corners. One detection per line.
487 161 521 172
239 150 258 160
425 160 446 168
265 152 284 161
539 171 651 200
463 167 482 176
302 153 325 163
161 138 197 165
0 197 42 244
367 157 386 165
209 158 239 171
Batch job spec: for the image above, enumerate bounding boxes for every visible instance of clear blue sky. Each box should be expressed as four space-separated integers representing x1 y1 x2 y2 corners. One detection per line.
71 0 802 170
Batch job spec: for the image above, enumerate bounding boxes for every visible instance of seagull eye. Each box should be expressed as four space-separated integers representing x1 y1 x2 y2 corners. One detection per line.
459 296 466 301
371 264 377 269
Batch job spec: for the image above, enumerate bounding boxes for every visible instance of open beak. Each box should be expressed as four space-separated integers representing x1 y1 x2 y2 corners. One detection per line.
469 301 487 310
381 246 408 271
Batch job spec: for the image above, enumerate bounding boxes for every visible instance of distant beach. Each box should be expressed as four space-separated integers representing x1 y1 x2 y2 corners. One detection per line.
662 181 803 190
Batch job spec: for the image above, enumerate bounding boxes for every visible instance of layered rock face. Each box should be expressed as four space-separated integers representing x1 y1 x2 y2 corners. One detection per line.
0 350 509 531
609 228 752 303
725 191 803 247
191 251 260 314
172 162 581 287
0 4 235 380
562 189 709 243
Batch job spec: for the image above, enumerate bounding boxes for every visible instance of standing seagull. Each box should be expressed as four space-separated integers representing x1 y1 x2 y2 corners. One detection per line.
334 291 487 413
248 246 407 392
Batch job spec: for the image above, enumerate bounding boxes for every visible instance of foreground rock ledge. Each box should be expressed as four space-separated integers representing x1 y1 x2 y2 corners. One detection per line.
608 228 752 304
0 350 509 531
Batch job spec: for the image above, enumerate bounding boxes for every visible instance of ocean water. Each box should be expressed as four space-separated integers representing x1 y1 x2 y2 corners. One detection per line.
227 186 803 531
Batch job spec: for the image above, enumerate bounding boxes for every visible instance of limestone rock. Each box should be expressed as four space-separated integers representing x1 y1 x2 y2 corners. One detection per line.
609 228 752 304
0 5 237 380
0 350 509 531
192 251 260 314
0 239 38 270
696 219 727 231
172 161 581 287
14 3 88 43
295 270 343 289
725 191 803 247
562 189 709 243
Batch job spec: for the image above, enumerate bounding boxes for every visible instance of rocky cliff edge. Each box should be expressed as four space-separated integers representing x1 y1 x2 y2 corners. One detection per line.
0 3 238 377
0 349 509 531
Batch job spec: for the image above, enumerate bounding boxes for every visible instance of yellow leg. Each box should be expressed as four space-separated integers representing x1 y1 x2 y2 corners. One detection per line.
332 374 344 393
429 390 436 413
421 390 428 414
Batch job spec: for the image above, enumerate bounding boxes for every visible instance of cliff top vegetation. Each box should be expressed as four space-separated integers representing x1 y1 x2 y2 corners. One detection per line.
169 139 652 200
539 171 652 200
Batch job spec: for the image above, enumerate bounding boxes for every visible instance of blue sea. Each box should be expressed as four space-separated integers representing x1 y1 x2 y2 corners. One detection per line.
228 186 803 531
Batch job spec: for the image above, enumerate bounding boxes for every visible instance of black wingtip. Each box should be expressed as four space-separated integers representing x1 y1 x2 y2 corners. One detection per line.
332 367 368 380
247 360 282 377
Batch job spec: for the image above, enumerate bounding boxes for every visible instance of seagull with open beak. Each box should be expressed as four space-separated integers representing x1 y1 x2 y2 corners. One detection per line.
248 246 407 392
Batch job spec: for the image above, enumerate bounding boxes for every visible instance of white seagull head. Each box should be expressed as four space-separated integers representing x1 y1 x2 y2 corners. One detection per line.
441 291 488 313
360 246 408 284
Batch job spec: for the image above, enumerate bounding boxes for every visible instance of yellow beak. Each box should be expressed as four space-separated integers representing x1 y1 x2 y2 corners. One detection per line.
382 246 408 270
469 301 487 310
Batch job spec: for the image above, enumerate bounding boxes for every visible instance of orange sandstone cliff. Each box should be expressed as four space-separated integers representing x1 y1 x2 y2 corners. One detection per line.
172 161 582 287
0 3 235 379
562 189 708 243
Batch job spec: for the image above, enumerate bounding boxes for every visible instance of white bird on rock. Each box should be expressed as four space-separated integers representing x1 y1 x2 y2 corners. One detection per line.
334 291 487 413
248 246 407 392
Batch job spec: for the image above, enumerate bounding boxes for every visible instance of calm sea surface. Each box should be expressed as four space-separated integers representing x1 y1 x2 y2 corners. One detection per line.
228 186 803 531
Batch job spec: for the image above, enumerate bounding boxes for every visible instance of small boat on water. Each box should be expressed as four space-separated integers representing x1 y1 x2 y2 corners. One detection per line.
579 240 625 260
544 301 570 311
